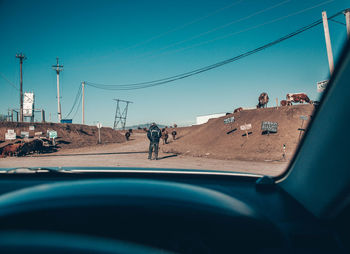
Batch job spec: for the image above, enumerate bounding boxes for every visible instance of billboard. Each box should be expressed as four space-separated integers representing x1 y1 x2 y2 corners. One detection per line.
23 92 34 117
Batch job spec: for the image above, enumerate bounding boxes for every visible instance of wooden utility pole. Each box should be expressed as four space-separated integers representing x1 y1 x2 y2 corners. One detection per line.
82 82 85 124
16 53 26 122
52 58 63 122
322 11 334 75
345 9 350 38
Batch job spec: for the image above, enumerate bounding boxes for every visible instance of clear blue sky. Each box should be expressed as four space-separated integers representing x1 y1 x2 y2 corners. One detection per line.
0 0 348 127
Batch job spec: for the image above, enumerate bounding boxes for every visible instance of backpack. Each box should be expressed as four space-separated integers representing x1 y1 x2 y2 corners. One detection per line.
150 128 160 140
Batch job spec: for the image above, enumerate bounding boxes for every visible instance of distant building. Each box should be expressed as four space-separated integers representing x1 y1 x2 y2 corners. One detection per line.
196 113 226 125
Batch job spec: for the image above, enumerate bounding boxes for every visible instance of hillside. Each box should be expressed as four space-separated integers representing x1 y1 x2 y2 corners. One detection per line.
0 122 125 149
162 104 315 161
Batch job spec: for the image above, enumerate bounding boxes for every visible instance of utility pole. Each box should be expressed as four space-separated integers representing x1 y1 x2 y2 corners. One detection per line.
345 9 350 38
16 53 26 122
322 11 334 75
113 99 133 130
52 57 63 122
82 82 85 124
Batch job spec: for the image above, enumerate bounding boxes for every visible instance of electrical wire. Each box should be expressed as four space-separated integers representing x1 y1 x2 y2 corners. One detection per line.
151 0 336 58
71 89 82 120
121 0 244 52
84 9 344 91
64 84 82 118
132 0 291 60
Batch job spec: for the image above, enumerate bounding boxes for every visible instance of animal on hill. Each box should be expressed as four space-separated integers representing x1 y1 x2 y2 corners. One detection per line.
286 93 312 104
280 100 292 106
171 130 177 140
17 139 44 157
234 107 243 113
0 143 22 158
161 128 169 144
257 92 269 108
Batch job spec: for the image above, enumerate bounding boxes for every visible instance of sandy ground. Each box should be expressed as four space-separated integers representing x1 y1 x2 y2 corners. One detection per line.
0 133 288 176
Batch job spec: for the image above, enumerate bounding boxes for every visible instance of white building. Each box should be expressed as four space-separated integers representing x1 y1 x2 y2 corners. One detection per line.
196 113 227 125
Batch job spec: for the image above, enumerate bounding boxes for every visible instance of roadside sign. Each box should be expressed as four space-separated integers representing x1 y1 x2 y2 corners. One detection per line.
317 80 328 92
240 123 252 131
96 123 102 129
7 129 15 134
35 132 43 136
5 133 16 140
29 126 35 131
300 115 308 121
20 131 29 138
224 116 235 124
261 121 278 133
48 130 57 139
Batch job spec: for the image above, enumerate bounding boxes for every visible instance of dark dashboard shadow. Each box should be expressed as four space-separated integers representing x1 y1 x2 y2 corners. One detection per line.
157 154 178 160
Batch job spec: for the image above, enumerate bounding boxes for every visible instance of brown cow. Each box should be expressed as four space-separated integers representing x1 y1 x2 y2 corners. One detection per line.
257 92 269 108
280 100 292 106
286 93 312 104
234 107 243 113
1 143 22 158
17 139 44 157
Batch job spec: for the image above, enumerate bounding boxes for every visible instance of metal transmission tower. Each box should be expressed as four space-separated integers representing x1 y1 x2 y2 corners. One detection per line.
113 99 132 130
52 57 63 122
16 53 26 122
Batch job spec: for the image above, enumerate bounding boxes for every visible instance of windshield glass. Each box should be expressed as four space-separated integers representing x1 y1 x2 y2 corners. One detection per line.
0 0 349 176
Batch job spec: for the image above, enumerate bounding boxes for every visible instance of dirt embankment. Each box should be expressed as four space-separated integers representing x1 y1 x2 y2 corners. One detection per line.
163 104 315 161
0 122 125 149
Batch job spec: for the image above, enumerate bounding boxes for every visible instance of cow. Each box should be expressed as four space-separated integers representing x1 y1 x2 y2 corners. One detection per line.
257 92 269 108
280 100 292 106
234 107 243 113
171 130 177 141
161 128 169 144
286 93 312 104
17 139 44 157
1 143 23 158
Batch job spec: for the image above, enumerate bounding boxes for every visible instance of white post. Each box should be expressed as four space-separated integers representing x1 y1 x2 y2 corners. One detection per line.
345 9 350 38
322 11 334 75
57 71 62 122
82 82 85 125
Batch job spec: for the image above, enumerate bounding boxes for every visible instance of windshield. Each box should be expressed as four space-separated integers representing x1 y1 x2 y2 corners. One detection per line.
0 0 349 176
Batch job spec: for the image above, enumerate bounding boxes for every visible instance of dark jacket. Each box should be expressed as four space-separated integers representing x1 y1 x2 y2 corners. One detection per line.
147 125 162 143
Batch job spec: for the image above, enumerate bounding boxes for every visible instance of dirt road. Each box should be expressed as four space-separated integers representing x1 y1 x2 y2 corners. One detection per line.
0 133 288 176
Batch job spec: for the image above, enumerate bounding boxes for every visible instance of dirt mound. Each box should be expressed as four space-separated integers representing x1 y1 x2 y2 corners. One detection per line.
163 104 315 161
0 122 125 150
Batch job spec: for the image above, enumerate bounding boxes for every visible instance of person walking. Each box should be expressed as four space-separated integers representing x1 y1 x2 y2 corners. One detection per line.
147 123 162 160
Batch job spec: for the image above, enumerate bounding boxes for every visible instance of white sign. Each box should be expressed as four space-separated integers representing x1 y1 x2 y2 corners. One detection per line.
240 124 252 131
35 132 43 136
23 92 34 117
5 133 16 140
317 80 328 93
7 129 15 134
300 115 308 121
224 116 235 124
48 130 57 139
21 131 29 138
96 123 102 129
29 126 35 131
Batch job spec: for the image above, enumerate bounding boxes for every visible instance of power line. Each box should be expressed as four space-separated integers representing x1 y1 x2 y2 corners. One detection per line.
64 84 82 118
131 0 291 60
0 72 34 102
71 89 82 120
84 9 344 91
329 18 346 26
121 0 244 52
150 0 336 58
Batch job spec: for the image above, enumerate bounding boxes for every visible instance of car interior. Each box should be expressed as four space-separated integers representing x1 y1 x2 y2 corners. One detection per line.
0 35 349 254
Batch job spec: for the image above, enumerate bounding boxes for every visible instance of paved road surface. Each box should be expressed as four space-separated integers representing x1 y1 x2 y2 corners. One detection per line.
0 133 288 176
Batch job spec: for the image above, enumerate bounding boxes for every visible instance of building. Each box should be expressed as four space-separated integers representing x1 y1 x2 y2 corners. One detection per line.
196 113 227 125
